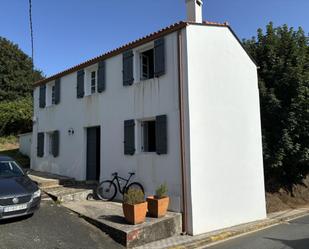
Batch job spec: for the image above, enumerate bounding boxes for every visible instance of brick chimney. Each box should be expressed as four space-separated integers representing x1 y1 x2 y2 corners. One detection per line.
185 0 203 23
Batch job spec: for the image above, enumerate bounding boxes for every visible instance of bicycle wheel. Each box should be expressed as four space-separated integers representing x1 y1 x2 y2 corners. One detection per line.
125 182 144 194
96 180 117 201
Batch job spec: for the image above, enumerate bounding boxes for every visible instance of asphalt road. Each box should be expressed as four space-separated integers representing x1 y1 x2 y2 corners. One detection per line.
0 200 123 249
205 214 309 249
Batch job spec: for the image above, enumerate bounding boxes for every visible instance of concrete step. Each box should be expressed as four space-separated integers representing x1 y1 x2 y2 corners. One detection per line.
63 200 182 248
44 186 94 203
28 170 75 189
27 170 95 203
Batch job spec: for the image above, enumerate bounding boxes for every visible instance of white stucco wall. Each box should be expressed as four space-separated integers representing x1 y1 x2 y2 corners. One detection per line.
31 23 267 232
19 132 32 157
184 25 266 235
31 32 182 211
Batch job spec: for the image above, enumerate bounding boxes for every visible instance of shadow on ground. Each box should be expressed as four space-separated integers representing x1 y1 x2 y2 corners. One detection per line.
265 237 309 249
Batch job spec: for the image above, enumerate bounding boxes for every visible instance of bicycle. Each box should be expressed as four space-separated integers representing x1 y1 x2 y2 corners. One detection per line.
96 172 144 201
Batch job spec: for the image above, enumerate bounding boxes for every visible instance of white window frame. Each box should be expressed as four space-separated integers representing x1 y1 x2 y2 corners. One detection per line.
134 42 154 84
44 131 53 156
84 65 98 96
138 117 157 153
46 81 55 107
51 85 56 105
90 70 97 94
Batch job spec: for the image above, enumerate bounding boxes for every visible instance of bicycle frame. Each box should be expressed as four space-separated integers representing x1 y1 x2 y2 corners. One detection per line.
111 174 134 194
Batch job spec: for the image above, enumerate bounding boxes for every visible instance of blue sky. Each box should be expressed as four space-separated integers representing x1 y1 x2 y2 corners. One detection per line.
1 0 308 76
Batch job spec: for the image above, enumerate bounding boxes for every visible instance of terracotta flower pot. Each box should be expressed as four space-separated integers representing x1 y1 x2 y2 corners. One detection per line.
122 202 148 225
146 195 169 218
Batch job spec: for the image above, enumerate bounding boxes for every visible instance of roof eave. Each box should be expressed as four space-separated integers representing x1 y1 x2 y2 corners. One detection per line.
34 21 236 87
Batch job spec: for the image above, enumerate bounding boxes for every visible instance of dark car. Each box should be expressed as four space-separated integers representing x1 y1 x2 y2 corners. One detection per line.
0 156 41 220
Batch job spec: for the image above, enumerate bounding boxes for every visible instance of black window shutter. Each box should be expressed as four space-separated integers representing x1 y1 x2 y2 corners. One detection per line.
39 85 46 108
52 130 60 157
123 50 134 86
154 38 166 77
37 132 44 157
77 70 85 98
124 119 135 155
55 78 61 104
156 115 167 155
97 60 106 92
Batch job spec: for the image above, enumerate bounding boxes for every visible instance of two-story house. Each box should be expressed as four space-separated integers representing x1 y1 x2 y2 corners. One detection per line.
31 0 266 235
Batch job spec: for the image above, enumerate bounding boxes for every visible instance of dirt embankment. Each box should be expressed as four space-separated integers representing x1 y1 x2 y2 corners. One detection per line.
266 175 309 213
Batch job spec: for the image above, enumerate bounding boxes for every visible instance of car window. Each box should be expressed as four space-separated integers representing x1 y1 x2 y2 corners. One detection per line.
0 161 24 178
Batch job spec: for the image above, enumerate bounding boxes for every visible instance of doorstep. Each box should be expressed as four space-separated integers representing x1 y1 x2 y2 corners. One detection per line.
62 200 182 248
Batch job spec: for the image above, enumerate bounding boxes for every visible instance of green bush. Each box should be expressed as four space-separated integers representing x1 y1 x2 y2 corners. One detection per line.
123 188 145 205
243 23 309 191
0 97 33 136
155 183 168 199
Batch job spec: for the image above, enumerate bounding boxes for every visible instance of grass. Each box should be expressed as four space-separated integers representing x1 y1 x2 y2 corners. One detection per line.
0 135 18 151
0 136 30 168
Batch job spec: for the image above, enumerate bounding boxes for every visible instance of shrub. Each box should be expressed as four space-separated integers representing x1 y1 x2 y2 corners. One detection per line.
155 183 168 199
0 97 33 136
123 188 145 205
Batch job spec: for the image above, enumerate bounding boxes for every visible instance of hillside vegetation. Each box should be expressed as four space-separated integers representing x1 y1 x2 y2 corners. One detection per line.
0 37 44 136
243 23 309 192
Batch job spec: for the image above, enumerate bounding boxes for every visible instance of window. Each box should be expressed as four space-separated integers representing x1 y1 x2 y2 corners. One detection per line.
48 133 54 155
142 120 156 152
91 71 96 94
51 85 55 105
140 48 154 80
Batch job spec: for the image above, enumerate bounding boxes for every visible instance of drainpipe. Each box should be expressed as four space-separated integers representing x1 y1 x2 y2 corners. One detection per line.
177 29 188 234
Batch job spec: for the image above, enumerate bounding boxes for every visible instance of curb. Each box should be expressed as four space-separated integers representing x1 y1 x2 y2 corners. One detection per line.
165 209 309 249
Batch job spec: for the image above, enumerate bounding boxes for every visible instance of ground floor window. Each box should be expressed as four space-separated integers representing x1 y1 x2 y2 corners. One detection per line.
48 132 54 155
142 120 156 152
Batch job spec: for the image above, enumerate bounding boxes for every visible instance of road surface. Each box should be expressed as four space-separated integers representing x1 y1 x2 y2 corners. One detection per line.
0 200 123 249
205 214 309 249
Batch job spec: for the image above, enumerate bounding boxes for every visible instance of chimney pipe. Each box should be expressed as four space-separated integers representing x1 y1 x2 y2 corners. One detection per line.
185 0 203 23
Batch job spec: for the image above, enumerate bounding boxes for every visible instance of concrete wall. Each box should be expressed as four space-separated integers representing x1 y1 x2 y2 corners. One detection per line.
31 32 182 211
184 25 266 235
19 133 32 157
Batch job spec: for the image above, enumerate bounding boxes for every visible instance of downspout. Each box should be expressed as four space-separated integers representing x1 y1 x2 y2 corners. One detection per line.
177 29 188 234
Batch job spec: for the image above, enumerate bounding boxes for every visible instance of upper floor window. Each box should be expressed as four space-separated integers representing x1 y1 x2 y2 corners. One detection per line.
39 78 60 108
51 85 56 105
140 48 154 80
91 71 96 94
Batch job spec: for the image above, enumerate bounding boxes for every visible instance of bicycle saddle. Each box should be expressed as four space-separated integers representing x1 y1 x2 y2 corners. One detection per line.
112 172 118 176
128 172 135 176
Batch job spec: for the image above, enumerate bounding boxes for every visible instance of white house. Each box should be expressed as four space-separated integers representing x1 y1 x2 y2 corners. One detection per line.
31 0 266 235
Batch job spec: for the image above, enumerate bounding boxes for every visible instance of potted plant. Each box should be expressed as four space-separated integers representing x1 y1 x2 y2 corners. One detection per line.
123 188 147 225
147 183 169 218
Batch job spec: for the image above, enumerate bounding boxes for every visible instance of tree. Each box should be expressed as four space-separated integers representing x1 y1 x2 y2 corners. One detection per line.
243 23 309 191
0 37 44 102
0 97 33 135
0 36 44 135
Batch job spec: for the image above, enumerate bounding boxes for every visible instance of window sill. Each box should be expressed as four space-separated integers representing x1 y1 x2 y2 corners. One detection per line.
85 92 100 97
45 104 56 109
138 151 157 155
135 77 156 85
